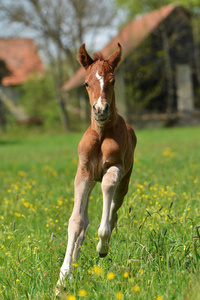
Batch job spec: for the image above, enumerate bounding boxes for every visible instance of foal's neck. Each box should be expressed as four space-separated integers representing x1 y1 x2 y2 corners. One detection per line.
91 93 117 137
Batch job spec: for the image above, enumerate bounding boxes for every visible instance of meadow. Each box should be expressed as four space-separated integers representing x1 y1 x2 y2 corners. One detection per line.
0 126 200 300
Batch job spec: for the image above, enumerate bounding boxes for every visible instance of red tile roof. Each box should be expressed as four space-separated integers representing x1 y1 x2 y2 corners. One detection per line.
62 4 183 92
0 38 43 86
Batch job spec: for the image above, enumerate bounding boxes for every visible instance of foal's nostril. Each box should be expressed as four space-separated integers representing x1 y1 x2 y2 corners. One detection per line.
92 104 96 111
104 103 109 112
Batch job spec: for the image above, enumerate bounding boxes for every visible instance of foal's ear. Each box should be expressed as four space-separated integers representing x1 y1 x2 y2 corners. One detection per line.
78 44 94 69
107 43 122 70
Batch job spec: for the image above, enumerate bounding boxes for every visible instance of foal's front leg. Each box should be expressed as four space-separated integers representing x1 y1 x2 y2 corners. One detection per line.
57 167 94 287
97 165 121 257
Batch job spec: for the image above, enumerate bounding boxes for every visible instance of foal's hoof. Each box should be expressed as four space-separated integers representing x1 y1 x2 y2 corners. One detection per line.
55 285 61 297
97 240 109 258
55 279 67 296
99 252 108 258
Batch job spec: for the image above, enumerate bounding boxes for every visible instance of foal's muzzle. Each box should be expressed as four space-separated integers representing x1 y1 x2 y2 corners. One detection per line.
93 103 109 122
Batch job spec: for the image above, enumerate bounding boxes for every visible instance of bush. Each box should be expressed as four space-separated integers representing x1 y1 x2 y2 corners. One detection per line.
19 73 61 129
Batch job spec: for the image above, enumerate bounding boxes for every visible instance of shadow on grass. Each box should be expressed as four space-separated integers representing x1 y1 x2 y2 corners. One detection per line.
0 140 21 146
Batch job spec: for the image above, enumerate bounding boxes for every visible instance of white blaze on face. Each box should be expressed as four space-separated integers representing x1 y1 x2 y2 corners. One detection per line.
96 71 104 92
96 71 105 110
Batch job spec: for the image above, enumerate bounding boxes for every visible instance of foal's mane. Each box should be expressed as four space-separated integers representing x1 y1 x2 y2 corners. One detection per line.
92 52 105 62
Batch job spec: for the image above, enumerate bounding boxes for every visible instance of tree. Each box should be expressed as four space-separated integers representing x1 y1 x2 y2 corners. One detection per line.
0 0 116 130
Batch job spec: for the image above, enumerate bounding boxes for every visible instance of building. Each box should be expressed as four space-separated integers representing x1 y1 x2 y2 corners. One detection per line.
0 38 43 125
62 4 200 127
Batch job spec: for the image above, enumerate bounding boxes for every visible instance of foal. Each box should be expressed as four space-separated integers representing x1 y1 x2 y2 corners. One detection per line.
57 43 137 287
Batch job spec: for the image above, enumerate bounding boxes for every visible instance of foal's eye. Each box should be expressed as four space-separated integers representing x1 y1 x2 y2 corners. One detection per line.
111 80 115 86
85 82 89 87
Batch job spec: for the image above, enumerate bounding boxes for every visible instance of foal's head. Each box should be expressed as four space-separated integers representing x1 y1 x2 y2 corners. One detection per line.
79 43 122 126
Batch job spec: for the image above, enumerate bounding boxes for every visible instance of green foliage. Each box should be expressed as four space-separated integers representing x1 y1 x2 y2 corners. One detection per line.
123 36 168 113
115 0 200 20
19 73 60 128
0 126 200 299
115 0 171 21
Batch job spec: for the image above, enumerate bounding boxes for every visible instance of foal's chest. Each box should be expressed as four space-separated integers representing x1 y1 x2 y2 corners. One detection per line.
79 136 122 182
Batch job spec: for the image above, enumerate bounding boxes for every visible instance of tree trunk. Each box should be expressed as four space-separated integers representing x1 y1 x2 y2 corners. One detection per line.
58 95 70 131
160 26 174 114
47 45 70 131
0 98 6 132
192 18 200 86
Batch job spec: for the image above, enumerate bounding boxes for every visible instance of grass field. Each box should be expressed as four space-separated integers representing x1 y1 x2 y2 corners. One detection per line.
0 126 200 299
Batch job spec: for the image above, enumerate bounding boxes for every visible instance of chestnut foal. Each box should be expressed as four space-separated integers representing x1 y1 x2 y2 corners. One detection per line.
57 43 137 288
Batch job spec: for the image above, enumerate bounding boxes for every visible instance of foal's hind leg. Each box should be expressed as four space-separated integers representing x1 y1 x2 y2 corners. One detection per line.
57 169 94 287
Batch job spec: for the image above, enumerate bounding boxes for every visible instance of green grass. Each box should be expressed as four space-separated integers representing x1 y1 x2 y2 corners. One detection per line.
0 126 200 300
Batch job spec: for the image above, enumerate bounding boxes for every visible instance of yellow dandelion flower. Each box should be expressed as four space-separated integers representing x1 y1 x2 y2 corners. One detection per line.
46 224 49 227
88 270 92 274
15 212 21 217
139 269 144 275
161 257 164 261
67 295 76 300
57 200 63 206
156 296 163 300
78 289 87 297
107 272 115 280
115 291 123 299
72 263 78 268
123 272 129 278
133 285 140 292
37 267 40 271
92 265 103 275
